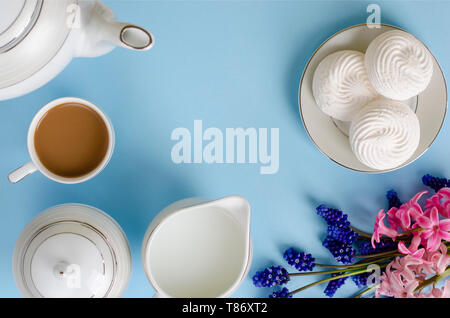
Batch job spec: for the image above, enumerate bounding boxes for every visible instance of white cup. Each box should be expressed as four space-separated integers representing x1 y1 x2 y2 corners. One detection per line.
9 97 115 184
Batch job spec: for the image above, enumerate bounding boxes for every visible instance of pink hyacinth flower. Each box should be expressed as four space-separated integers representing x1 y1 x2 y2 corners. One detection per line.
378 256 423 298
423 280 450 298
378 264 399 297
438 187 450 200
425 192 450 218
397 255 424 281
436 188 450 218
387 207 402 232
372 209 398 248
398 235 425 258
401 280 420 298
415 207 450 252
396 191 427 230
426 243 450 274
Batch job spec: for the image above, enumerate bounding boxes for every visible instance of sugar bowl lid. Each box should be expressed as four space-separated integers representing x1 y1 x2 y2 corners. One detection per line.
13 204 131 298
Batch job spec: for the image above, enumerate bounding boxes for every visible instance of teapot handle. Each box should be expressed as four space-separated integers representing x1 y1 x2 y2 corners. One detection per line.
104 22 154 51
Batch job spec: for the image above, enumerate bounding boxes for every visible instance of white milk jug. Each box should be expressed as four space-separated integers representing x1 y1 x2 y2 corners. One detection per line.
142 196 253 298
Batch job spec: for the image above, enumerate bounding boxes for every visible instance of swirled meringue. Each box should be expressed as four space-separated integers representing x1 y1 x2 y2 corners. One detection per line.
349 98 420 170
365 30 433 100
312 50 378 121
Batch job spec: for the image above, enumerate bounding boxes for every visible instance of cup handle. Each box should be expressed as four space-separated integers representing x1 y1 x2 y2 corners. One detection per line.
8 162 37 183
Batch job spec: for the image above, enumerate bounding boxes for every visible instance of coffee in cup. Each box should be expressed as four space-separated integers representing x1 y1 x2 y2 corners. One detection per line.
9 97 114 184
34 102 110 178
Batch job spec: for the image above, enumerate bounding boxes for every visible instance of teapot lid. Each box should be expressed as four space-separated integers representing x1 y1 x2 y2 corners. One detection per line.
0 0 76 90
13 204 131 298
0 0 43 52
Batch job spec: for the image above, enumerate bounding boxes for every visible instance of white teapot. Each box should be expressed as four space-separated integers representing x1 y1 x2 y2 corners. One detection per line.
0 0 154 101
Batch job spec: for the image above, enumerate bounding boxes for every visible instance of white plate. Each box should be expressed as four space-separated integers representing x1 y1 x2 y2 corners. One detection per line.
299 24 447 173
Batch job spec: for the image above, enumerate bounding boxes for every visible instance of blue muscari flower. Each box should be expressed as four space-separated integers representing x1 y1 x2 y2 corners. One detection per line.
422 174 449 192
386 189 402 209
324 273 347 297
269 287 292 298
327 225 358 244
352 272 369 288
252 265 289 288
316 205 350 228
283 248 315 272
357 240 396 256
322 236 355 265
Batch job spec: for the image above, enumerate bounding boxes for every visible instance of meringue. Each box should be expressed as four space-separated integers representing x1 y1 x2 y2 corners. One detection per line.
365 30 433 100
349 98 420 170
312 50 378 121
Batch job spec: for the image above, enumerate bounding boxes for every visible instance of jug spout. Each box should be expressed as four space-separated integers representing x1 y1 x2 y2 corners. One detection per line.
77 1 154 57
216 196 251 236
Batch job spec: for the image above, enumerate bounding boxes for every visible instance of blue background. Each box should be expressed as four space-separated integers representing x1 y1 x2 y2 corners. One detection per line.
1 0 449 298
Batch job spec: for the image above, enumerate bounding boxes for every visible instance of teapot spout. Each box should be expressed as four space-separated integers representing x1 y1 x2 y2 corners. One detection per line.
76 1 154 57
100 21 154 51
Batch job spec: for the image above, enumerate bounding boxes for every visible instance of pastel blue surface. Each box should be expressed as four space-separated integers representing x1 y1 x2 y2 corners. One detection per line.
0 0 449 298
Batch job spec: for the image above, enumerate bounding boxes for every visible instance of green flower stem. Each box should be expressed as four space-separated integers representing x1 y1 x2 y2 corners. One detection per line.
398 227 424 237
287 268 366 296
352 226 424 243
316 255 394 269
287 263 388 297
414 266 450 293
288 267 365 277
353 284 379 298
355 250 401 259
352 226 394 242
350 226 372 239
